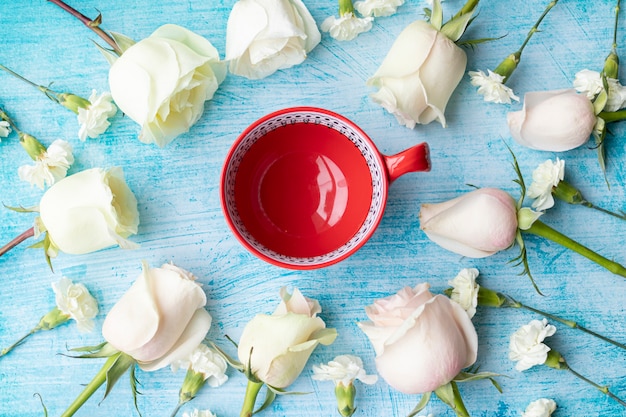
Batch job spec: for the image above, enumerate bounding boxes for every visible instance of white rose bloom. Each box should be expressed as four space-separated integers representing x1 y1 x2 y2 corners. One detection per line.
321 13 373 41
573 69 626 111
182 410 217 417
468 69 519 104
18 139 74 190
312 354 378 386
0 120 10 137
225 0 321 79
354 0 404 17
109 24 226 147
509 318 556 371
367 20 467 128
171 343 228 388
52 277 99 333
447 268 480 319
38 167 139 255
527 158 565 211
522 398 557 417
77 90 117 141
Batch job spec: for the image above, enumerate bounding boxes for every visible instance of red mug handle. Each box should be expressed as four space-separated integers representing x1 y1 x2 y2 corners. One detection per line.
384 142 431 183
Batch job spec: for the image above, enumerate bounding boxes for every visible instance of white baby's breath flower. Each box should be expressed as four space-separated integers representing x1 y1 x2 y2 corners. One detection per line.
52 277 99 333
171 343 228 387
469 70 520 104
509 318 556 371
522 398 557 417
447 268 480 319
18 139 74 189
0 120 10 138
77 90 117 141
321 13 373 41
182 410 217 417
527 158 565 211
354 0 404 17
312 354 378 386
573 69 626 111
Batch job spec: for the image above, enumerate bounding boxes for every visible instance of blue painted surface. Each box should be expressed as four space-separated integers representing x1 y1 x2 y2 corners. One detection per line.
0 0 625 416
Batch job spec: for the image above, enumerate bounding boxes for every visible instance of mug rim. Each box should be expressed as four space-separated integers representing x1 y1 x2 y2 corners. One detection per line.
220 107 389 269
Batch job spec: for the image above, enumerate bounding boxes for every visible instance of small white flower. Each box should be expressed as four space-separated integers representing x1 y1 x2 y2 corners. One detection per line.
321 13 373 41
573 69 626 112
182 410 217 417
171 343 228 387
18 139 74 189
509 318 556 371
522 398 557 417
312 354 378 386
51 277 99 333
527 158 565 211
77 90 117 141
0 120 10 138
448 268 480 319
469 70 520 104
354 0 404 17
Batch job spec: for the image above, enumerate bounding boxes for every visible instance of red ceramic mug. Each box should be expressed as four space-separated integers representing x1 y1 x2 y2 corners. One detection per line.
220 107 430 269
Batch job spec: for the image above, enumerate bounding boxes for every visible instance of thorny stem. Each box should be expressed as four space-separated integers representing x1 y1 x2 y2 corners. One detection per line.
47 0 122 55
522 220 626 277
505 298 626 350
516 0 559 56
0 227 35 257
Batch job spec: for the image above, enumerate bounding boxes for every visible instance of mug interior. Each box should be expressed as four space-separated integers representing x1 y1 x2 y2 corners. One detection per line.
222 109 386 268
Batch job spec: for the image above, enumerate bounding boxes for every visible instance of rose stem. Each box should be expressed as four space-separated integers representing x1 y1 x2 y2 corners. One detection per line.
0 227 34 257
598 109 626 123
522 220 626 277
47 0 122 55
504 298 626 350
239 380 264 417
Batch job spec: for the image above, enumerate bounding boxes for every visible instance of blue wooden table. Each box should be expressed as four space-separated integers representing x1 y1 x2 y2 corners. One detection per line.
1 0 626 416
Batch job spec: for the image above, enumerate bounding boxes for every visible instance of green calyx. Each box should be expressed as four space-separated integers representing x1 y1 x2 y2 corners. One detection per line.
603 50 620 79
37 307 70 331
477 287 507 308
493 52 520 82
19 133 47 160
59 93 91 114
335 382 356 417
544 349 568 370
179 369 206 404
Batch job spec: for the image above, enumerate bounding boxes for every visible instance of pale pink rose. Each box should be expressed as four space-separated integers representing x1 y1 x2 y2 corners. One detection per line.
358 283 477 394
419 188 518 258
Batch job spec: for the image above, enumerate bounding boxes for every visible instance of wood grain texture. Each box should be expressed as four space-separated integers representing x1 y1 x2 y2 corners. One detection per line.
1 0 625 416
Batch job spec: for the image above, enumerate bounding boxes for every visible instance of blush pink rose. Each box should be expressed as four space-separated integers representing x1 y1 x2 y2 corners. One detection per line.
358 283 477 394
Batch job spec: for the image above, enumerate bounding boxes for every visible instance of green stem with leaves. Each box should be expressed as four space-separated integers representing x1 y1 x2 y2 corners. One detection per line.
240 380 264 417
522 219 626 277
0 227 34 257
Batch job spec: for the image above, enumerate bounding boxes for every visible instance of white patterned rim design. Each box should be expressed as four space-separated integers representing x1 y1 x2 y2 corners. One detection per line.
223 110 386 267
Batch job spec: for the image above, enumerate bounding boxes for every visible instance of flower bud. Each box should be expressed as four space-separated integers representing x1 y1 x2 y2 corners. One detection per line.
59 93 91 114
19 133 47 160
603 51 620 80
493 52 520 82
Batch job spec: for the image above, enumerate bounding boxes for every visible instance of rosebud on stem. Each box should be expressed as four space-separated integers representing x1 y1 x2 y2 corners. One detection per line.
544 350 626 407
522 219 626 277
240 380 264 417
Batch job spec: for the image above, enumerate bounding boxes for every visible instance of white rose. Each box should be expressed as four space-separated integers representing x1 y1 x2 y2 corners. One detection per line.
38 167 139 255
225 0 321 79
109 24 226 147
447 268 480 319
358 283 477 394
102 262 212 371
507 89 597 152
237 287 337 388
419 188 519 258
367 20 467 128
522 398 557 417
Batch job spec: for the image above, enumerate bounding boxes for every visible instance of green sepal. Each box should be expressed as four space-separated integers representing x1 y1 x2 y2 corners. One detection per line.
407 392 432 417
440 11 475 42
453 370 504 393
110 31 136 53
508 230 543 295
456 35 504 50
3 204 39 213
92 40 119 66
254 386 276 415
129 364 142 416
58 93 91 114
476 287 507 308
434 381 470 417
335 382 356 417
603 50 620 80
27 232 54 273
102 353 136 404
19 133 47 160
67 341 119 358
544 349 567 370
430 0 443 30
593 87 609 115
210 341 244 372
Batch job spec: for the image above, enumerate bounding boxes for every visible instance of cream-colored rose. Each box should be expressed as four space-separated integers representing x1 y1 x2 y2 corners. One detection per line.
420 188 518 258
367 20 467 128
237 287 337 388
358 283 477 394
38 167 139 255
109 24 226 147
225 0 321 79
507 89 597 152
102 262 212 371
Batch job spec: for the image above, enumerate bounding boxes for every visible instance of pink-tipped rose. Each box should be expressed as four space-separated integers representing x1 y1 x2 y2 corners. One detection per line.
358 283 477 394
419 188 518 258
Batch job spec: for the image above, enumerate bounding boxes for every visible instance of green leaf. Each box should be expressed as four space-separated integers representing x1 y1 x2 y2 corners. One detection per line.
407 392 432 417
254 387 276 415
593 88 608 115
509 230 544 295
430 0 443 30
110 31 136 53
3 204 39 213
